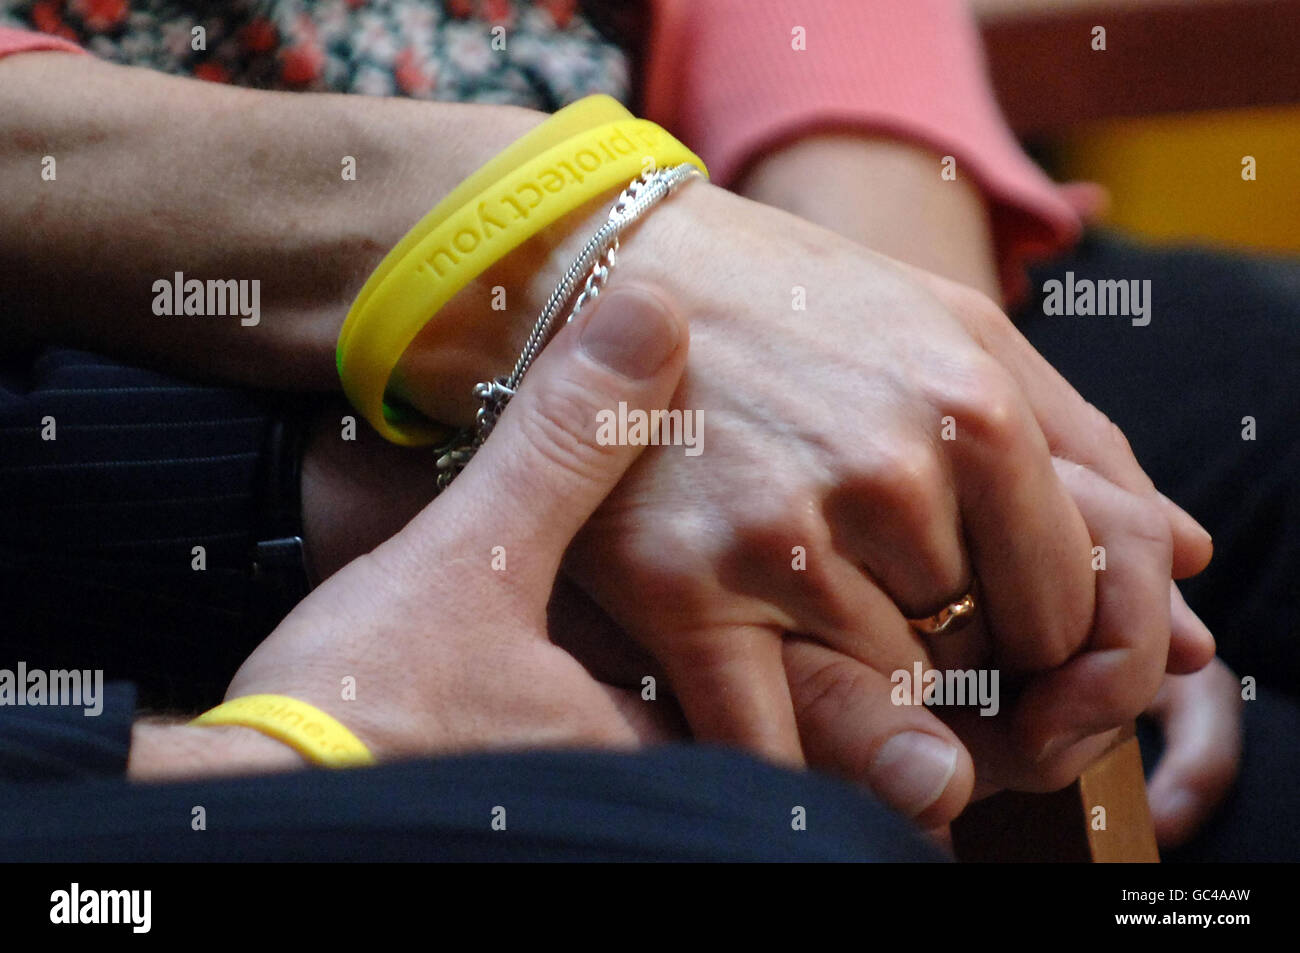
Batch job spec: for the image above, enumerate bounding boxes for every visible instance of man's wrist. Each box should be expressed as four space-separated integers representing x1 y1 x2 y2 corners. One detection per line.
227 94 550 392
0 53 554 393
127 720 306 782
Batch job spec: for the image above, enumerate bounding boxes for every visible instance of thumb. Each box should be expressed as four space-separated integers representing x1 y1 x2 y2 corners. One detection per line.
441 284 688 584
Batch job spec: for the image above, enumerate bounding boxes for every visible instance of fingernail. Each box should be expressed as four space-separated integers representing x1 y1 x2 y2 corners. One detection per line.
579 288 679 379
867 732 959 818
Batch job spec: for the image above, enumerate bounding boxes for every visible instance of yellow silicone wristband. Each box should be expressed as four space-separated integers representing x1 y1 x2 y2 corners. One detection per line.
345 94 633 334
192 694 375 768
336 95 708 446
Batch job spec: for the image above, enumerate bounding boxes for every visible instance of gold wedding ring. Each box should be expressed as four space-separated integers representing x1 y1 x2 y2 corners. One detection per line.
907 592 977 636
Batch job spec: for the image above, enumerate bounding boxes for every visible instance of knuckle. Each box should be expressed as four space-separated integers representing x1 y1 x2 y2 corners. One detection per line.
518 375 618 484
734 488 826 559
1075 402 1143 471
949 285 1007 342
1126 497 1175 558
1026 636 1081 673
790 657 877 770
615 518 715 597
1032 587 1098 670
939 367 1025 452
1099 416 1137 464
1093 658 1162 726
852 440 946 516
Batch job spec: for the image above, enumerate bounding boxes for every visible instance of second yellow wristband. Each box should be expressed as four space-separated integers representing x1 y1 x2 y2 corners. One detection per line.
192 694 374 768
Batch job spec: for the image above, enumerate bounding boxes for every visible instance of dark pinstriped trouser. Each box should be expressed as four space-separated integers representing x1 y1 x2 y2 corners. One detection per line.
0 347 274 711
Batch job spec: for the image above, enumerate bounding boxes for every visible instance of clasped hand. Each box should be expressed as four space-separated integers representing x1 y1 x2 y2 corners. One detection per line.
233 184 1217 829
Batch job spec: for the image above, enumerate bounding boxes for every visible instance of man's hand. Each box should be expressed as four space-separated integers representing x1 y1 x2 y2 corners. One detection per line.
219 287 692 761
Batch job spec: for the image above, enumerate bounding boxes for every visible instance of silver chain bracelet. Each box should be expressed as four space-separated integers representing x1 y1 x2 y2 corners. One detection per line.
432 162 703 490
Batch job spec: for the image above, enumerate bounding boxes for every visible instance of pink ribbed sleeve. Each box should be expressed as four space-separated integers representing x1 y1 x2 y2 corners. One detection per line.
644 0 1084 298
0 25 85 56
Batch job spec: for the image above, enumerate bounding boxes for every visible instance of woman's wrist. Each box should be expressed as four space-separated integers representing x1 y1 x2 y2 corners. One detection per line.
737 134 1003 302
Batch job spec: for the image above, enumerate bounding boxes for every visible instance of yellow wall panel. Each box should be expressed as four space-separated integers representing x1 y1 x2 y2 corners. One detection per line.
1055 105 1300 252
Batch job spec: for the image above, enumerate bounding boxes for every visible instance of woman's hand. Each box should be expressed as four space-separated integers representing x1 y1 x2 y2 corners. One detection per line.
740 133 1214 666
501 184 1203 813
222 287 691 760
946 457 1191 795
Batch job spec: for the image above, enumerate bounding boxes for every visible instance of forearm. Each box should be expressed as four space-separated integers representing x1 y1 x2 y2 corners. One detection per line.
737 134 1002 303
0 52 548 398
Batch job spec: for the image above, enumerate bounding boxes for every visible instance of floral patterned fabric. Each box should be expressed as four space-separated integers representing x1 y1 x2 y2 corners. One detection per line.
0 0 630 110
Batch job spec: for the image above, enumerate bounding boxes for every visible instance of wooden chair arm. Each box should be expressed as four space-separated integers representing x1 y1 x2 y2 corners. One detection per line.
950 724 1159 862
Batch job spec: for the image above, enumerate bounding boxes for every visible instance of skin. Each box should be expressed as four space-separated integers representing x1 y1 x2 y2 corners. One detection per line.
1144 658 1243 848
294 405 1233 839
136 389 1243 848
3 54 1221 827
132 287 691 779
740 134 1236 830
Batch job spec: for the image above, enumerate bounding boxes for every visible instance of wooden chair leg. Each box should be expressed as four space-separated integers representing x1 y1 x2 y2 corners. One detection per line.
950 724 1159 862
